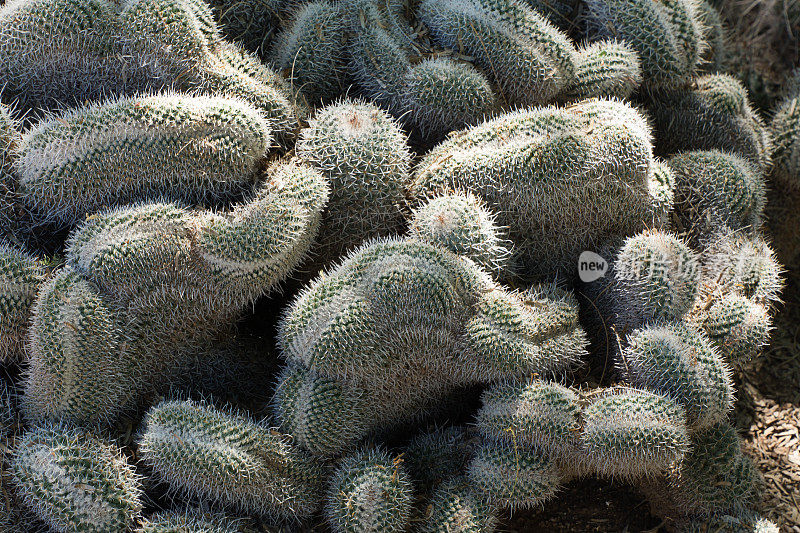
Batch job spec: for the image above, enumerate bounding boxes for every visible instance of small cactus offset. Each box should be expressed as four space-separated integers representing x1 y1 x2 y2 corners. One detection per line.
408 192 511 275
620 322 734 430
23 160 328 425
348 0 498 137
296 100 412 262
139 399 326 521
702 292 772 366
584 0 704 89
325 448 414 533
565 40 643 101
16 93 273 226
10 424 143 532
411 98 662 279
0 240 47 363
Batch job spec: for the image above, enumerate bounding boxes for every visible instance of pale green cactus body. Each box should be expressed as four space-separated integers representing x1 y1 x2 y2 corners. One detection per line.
612 230 701 327
16 94 272 226
139 399 326 521
474 380 580 460
121 0 301 143
584 0 704 88
10 424 143 533
579 387 689 480
417 0 577 106
466 440 561 511
409 192 510 275
565 40 642 100
0 0 125 110
139 509 253 532
668 150 766 237
621 322 734 430
296 100 412 262
275 238 587 456
348 0 498 137
703 293 772 366
641 422 764 517
0 104 22 239
326 448 414 533
0 241 47 363
24 161 328 425
650 74 772 171
411 99 660 279
417 476 499 533
270 1 349 103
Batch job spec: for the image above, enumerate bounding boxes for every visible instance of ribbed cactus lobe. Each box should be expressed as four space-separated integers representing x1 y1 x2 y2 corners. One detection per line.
139 399 326 520
11 425 143 533
411 99 658 279
0 241 47 363
17 94 272 226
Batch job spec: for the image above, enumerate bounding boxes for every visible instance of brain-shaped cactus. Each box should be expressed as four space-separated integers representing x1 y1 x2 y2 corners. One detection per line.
410 98 665 279
23 160 328 425
650 74 772 171
10 424 143 532
139 399 326 521
584 0 704 89
273 238 587 456
0 240 47 362
15 94 273 227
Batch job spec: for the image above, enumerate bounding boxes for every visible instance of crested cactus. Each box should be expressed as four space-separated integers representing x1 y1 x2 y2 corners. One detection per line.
702 292 772 366
16 93 272 226
565 40 642 101
408 192 511 275
348 0 498 137
411 98 662 279
274 238 587 456
578 387 689 480
269 1 349 103
417 476 499 533
620 322 734 430
417 0 578 106
640 421 764 519
466 440 562 511
120 0 302 143
23 160 328 425
296 100 412 262
0 0 126 111
139 509 254 532
139 399 326 521
10 424 143 532
0 241 47 363
668 150 766 238
326 448 413 533
610 230 701 329
584 0 704 89
649 74 772 171
474 380 689 481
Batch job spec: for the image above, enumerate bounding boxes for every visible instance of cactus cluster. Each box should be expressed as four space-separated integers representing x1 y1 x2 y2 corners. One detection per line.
0 0 793 531
23 160 327 425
